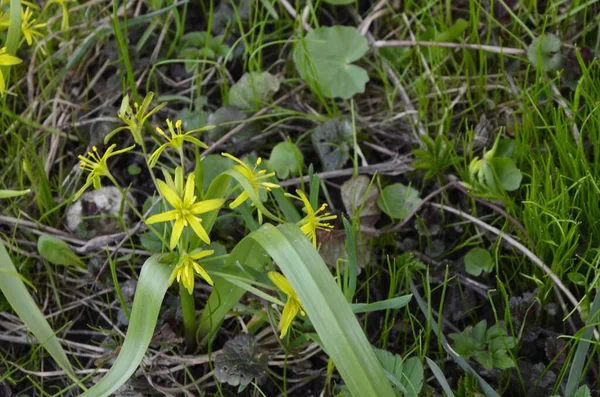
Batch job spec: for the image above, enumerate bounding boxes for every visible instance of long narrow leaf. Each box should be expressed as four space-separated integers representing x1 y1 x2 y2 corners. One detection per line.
80 254 173 397
0 242 77 383
426 357 455 397
565 288 600 397
197 238 268 343
252 223 395 397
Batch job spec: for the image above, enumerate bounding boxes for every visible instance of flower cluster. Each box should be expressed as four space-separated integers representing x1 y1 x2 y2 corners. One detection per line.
73 92 338 340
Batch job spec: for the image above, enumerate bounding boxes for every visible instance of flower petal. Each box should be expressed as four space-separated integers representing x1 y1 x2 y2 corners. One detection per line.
229 191 248 209
189 198 224 214
170 218 185 250
268 272 296 298
145 209 178 224
156 179 181 209
279 298 300 339
187 216 210 245
192 261 213 286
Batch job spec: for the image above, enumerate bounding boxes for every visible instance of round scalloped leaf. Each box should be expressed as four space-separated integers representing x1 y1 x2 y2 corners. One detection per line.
293 26 369 99
269 141 304 179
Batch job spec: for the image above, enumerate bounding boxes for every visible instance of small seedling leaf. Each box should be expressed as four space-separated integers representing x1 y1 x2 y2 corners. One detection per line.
490 157 522 191
269 141 304 179
293 26 369 99
228 72 280 112
527 33 563 72
37 235 85 270
377 183 421 220
464 247 493 277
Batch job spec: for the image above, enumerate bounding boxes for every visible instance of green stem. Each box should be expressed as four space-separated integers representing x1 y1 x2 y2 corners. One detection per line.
179 283 197 348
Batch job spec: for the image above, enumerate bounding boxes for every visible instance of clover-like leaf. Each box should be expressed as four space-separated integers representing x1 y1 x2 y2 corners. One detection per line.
464 247 493 277
214 334 267 387
269 141 303 179
527 33 563 72
377 183 421 220
228 72 280 112
293 26 369 99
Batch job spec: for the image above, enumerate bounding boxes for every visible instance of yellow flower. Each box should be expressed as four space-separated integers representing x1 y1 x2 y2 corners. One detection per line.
21 7 46 47
74 144 135 201
268 271 305 339
148 119 211 168
286 189 337 247
221 153 279 222
0 47 22 95
105 93 166 145
146 173 224 250
170 249 214 294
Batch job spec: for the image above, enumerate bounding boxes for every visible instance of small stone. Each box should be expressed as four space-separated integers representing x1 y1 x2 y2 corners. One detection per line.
66 186 136 239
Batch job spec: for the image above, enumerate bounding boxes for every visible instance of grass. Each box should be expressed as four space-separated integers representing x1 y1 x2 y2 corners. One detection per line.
2 0 600 396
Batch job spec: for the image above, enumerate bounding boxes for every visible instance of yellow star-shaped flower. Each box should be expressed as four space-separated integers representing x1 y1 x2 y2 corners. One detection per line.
104 93 166 146
170 249 214 294
0 47 21 95
146 173 224 250
286 189 337 247
74 144 135 201
148 119 211 168
268 271 305 339
21 7 46 47
222 153 279 223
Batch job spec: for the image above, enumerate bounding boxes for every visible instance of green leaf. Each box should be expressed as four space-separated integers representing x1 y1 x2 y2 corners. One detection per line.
200 224 396 396
350 295 412 314
228 72 280 112
201 155 233 192
0 243 79 385
373 349 423 396
182 31 209 47
464 247 493 277
311 119 353 172
473 350 494 370
294 26 369 99
269 141 304 179
80 254 173 396
565 289 600 397
472 320 488 344
37 235 86 270
527 33 563 72
492 349 515 369
0 189 30 198
426 358 456 397
568 272 587 286
377 183 421 220
214 334 267 387
574 385 592 397
489 157 522 191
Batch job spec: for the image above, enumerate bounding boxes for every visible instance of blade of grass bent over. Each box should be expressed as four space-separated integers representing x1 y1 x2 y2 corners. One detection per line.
80 254 173 397
0 242 79 384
